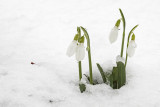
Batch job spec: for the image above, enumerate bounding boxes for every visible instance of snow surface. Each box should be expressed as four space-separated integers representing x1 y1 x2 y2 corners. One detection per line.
0 0 160 107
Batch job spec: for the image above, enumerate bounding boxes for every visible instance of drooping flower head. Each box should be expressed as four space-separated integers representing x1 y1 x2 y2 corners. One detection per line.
127 34 137 57
109 19 121 43
66 34 79 57
76 36 85 61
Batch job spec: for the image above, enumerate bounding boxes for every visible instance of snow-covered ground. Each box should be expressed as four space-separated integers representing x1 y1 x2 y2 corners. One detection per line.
0 0 160 106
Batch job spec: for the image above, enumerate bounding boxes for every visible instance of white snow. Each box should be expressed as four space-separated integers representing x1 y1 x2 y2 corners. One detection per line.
0 0 160 107
116 55 125 63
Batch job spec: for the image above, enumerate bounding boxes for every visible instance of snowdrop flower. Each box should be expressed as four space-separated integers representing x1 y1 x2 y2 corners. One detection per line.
76 43 85 61
66 34 79 57
66 40 77 57
127 40 137 57
109 26 119 43
109 19 121 43
76 36 85 61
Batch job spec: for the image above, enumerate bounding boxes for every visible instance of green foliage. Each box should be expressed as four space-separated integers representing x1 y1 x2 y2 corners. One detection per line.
79 83 86 93
109 61 126 89
84 74 90 82
84 74 98 85
96 63 111 85
96 63 106 83
97 61 126 89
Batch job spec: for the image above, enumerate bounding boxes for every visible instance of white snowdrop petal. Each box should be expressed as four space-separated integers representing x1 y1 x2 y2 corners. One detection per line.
76 43 85 61
127 40 137 57
109 26 119 43
66 40 77 57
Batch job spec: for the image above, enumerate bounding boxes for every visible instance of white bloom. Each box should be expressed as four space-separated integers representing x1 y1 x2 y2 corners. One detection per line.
76 43 85 61
109 26 119 43
127 40 137 57
66 40 77 57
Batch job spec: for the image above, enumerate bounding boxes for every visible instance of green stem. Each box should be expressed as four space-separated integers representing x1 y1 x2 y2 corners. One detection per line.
119 9 126 57
80 26 93 84
77 27 82 80
87 37 93 84
125 25 138 67
79 61 82 80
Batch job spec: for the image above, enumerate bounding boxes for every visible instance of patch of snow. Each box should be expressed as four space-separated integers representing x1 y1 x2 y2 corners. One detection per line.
0 0 160 106
116 55 125 63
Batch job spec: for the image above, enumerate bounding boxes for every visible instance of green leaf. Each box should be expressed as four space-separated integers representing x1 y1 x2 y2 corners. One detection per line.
109 75 113 88
96 63 106 83
112 67 118 81
111 67 118 89
84 74 90 82
117 61 126 88
79 83 86 93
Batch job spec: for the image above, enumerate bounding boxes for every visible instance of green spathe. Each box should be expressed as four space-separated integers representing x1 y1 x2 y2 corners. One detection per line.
131 33 135 40
79 36 85 43
115 19 121 27
74 34 79 41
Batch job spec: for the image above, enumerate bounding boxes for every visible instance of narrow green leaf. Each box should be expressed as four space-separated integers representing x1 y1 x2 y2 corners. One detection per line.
117 61 126 88
111 67 118 89
96 63 106 83
109 75 113 88
112 67 118 81
79 83 86 93
84 74 90 82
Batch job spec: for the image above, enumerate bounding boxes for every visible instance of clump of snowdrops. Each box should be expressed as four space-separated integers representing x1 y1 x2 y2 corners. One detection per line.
66 26 93 92
67 8 138 92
